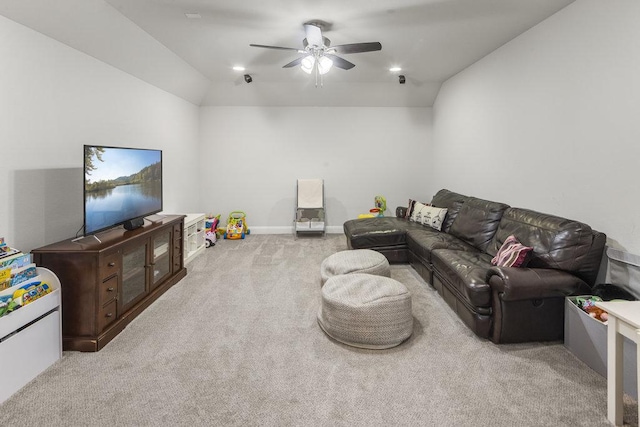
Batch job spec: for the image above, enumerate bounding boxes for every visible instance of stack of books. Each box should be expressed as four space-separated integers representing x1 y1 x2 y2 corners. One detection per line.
0 237 20 260
0 238 48 318
0 238 36 291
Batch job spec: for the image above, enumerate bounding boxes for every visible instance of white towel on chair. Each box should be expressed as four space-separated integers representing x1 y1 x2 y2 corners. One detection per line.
297 179 323 208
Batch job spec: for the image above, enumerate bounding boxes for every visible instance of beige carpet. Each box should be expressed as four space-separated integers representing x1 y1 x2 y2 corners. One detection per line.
0 234 637 426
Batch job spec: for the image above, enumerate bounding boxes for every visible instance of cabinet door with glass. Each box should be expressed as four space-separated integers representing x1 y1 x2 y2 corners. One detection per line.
150 228 173 290
120 240 149 312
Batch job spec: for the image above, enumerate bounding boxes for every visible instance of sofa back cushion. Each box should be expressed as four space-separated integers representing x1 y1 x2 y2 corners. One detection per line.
430 189 469 233
488 208 604 283
449 197 510 252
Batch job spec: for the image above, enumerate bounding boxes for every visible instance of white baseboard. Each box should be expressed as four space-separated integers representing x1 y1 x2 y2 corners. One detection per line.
248 226 344 235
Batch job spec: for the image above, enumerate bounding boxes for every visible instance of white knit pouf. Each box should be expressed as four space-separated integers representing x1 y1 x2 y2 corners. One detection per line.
320 249 390 285
317 273 413 349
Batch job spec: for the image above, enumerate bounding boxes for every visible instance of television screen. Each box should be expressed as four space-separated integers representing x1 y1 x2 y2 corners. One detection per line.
84 145 163 235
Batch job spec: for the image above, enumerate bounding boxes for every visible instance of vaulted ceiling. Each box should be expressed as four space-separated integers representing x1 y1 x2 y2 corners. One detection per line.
1 0 575 107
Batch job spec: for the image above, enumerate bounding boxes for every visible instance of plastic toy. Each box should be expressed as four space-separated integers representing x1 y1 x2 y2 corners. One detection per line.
374 195 387 215
223 211 250 240
358 196 388 219
576 296 609 322
204 215 220 248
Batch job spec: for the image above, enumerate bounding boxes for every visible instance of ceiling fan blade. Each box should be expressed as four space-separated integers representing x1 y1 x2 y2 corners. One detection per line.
282 57 304 68
304 24 324 48
332 42 382 54
325 54 355 70
249 44 302 52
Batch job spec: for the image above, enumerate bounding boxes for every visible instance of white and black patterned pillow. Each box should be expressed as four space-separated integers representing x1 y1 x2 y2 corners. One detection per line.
410 202 448 231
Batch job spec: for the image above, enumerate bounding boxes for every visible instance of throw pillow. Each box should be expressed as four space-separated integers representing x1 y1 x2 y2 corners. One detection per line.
491 235 533 268
405 199 419 219
410 202 448 231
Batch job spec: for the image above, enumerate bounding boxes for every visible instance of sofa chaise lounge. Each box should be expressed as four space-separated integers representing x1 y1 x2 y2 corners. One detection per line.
343 189 606 344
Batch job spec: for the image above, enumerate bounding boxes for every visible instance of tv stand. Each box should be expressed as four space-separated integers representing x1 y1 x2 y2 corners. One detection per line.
31 215 186 351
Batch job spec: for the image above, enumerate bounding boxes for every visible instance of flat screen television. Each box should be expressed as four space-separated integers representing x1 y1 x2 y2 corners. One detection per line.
84 145 163 235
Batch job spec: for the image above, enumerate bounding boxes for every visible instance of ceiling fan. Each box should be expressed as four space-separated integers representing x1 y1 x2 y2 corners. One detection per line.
250 20 382 86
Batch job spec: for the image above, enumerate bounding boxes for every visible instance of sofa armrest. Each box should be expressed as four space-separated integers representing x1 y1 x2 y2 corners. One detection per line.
487 267 591 301
396 206 407 218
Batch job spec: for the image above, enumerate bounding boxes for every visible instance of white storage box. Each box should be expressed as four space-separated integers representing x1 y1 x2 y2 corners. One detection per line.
310 219 325 231
296 219 310 230
564 296 637 399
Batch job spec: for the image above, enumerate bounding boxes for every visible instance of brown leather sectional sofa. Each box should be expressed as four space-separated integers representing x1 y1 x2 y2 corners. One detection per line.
343 189 606 344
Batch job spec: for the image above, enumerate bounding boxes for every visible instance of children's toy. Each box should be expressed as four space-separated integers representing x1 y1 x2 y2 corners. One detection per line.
223 211 250 240
576 296 609 322
204 215 220 248
359 196 387 219
374 195 387 215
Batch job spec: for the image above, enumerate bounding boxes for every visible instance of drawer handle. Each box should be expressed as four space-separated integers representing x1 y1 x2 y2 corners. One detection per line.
107 287 115 292
108 262 116 267
105 313 113 318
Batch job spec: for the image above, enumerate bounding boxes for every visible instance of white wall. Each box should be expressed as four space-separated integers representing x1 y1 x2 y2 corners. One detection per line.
433 0 640 253
0 16 201 252
0 0 211 105
200 106 432 232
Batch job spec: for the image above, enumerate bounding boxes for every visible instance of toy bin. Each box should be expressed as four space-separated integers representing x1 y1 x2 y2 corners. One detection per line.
564 295 637 399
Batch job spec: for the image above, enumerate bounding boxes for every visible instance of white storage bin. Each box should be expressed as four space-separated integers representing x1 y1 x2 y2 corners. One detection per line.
310 219 325 231
296 219 311 230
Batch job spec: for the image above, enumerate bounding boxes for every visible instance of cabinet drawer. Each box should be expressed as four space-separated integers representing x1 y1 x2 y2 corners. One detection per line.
173 224 183 239
98 299 117 332
99 276 118 307
100 252 121 281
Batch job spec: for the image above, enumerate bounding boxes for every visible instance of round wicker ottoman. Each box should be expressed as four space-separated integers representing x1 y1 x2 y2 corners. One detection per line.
317 273 413 349
320 249 390 285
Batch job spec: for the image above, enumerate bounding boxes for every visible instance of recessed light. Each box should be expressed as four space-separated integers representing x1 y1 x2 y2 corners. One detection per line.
233 66 246 72
185 13 201 19
389 67 402 72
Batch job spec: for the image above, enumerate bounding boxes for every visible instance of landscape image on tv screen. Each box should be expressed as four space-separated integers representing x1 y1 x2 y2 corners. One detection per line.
84 145 162 235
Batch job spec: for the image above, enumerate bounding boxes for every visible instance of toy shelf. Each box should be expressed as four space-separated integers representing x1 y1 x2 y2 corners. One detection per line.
183 213 206 264
0 267 62 404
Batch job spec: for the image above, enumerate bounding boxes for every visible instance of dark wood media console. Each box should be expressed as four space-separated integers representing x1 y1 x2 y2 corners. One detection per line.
31 215 187 352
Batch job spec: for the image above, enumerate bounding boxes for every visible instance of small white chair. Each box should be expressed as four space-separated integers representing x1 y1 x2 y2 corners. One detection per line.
295 179 325 236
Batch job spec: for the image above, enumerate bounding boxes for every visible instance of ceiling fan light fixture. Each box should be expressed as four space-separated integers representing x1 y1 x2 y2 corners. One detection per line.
318 56 333 75
300 56 315 74
250 20 382 85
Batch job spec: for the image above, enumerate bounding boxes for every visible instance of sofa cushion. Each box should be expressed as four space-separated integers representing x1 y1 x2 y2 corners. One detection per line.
343 217 421 249
430 189 468 233
407 228 478 263
448 197 510 252
431 249 494 307
491 235 533 268
487 208 596 274
410 202 448 231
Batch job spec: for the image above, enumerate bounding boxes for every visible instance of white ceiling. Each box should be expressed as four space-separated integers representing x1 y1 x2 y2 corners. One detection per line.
1 0 575 107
